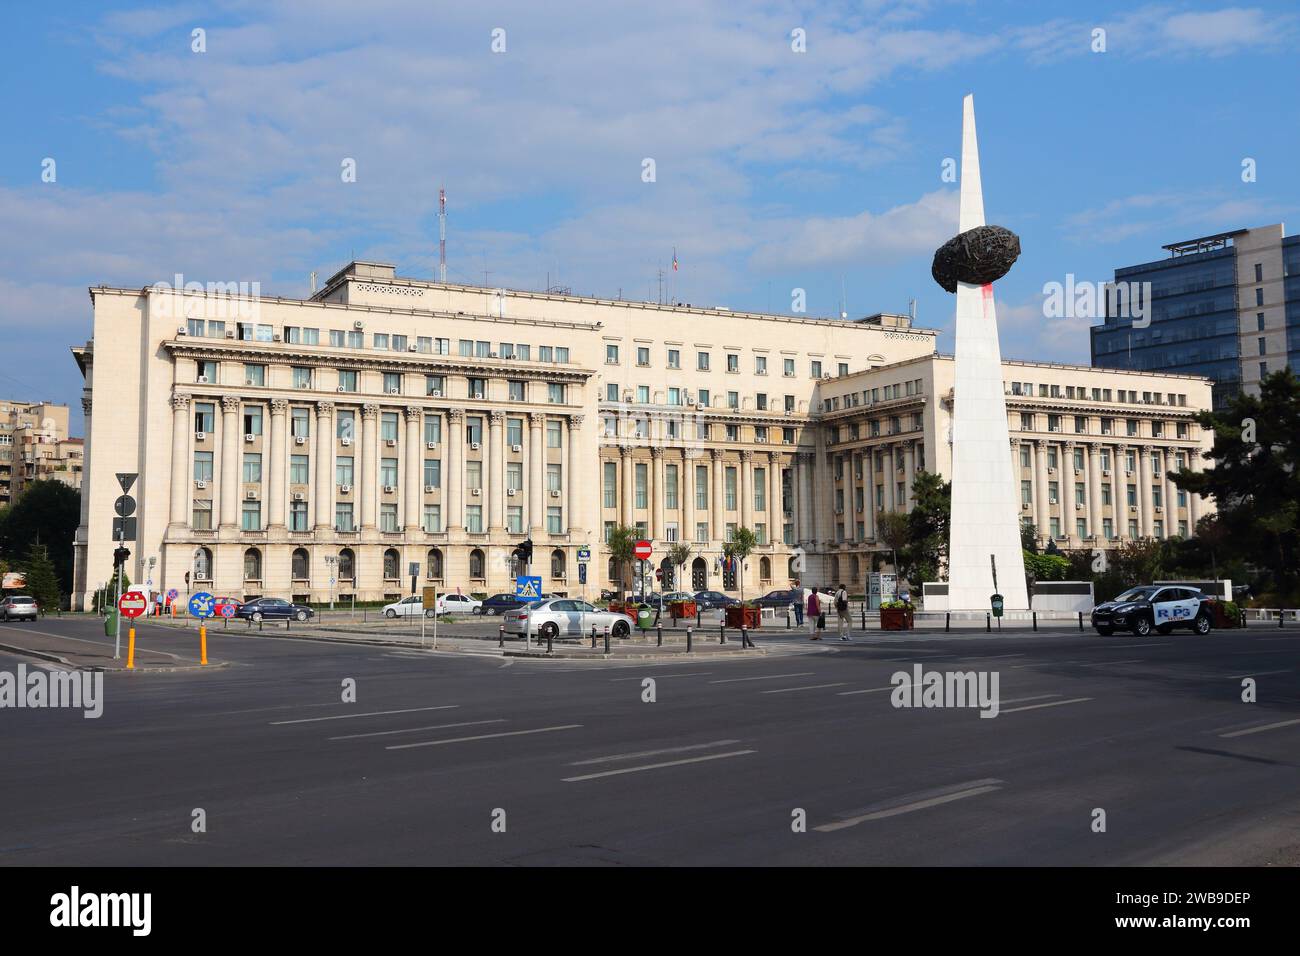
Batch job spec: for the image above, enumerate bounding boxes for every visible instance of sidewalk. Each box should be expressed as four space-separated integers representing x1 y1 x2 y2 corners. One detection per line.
0 626 223 672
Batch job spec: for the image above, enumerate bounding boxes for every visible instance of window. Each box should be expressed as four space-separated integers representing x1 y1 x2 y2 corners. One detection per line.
810 360 823 378
423 459 441 489
289 455 309 485
330 330 345 348
784 395 795 412
244 364 265 387
338 370 358 392
754 468 766 510
555 347 569 363
380 504 399 533
196 360 217 382
381 458 398 487
374 333 390 350
192 499 212 530
194 403 215 433
755 355 767 375
466 460 482 492
243 548 262 579
756 393 767 411
725 424 739 442
194 451 214 482
1021 480 1032 505
380 412 398 442
507 461 523 493
289 500 308 531
547 463 562 493
426 375 446 397
242 453 262 484
424 415 442 445
635 463 647 508
466 506 483 534
726 353 739 373
838 362 848 377
292 548 309 580
637 347 650 367
243 405 263 436
667 349 680 369
468 378 486 399
665 464 679 509
695 465 708 508
697 351 710 370
241 500 261 532
337 410 355 441
426 548 443 578
636 385 649 404
725 467 737 510
334 503 355 532
466 416 483 445
696 522 709 543
551 549 566 578
507 505 523 533
336 456 354 486
290 407 310 438
547 507 562 533
423 505 442 533
698 388 710 408
727 391 739 409
606 344 620 364
603 461 617 508
508 380 524 401
382 549 399 579
547 420 562 448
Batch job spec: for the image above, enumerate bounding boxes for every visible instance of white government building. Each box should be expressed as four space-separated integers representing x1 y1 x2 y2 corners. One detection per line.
69 261 1215 609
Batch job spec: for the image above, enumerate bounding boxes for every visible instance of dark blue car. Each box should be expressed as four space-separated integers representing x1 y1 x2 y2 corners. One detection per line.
235 597 314 623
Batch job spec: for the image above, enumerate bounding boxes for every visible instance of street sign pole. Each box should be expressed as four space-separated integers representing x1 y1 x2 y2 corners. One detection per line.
114 526 124 659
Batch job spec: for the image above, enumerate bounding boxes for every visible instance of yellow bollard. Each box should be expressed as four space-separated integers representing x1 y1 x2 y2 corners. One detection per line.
126 626 136 670
200 624 208 665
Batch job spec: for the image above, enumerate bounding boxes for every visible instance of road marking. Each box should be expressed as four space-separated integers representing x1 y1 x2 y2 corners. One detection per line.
1011 660 1092 668
815 779 1004 832
995 694 1062 706
330 719 506 741
1078 658 1144 666
997 697 1093 714
1218 717 1300 739
709 672 815 684
1229 649 1300 655
563 749 755 782
609 672 714 681
761 682 849 694
1224 669 1293 679
836 685 894 696
271 705 457 725
1108 642 1171 648
387 724 582 750
569 739 743 766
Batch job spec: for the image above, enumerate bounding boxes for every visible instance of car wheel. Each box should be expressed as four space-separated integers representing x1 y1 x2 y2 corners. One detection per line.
1194 614 1212 635
425 609 436 618
1095 626 1113 636
540 622 559 641
385 609 397 619
1156 623 1173 635
1131 616 1151 636
612 620 630 638
472 606 482 615
296 610 308 622
251 612 263 623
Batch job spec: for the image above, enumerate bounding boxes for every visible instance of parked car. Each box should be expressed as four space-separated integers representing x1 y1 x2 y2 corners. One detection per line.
213 596 243 616
504 598 634 640
475 593 549 616
1091 585 1213 637
382 596 437 619
235 597 315 623
436 593 483 615
0 595 38 622
754 588 801 609
693 590 739 611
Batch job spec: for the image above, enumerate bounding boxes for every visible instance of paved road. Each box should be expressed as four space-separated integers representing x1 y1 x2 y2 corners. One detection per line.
1 616 1298 865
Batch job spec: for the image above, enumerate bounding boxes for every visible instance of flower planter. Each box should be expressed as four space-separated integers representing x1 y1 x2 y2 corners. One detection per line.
879 607 914 631
725 605 761 629
669 600 697 620
1208 601 1245 629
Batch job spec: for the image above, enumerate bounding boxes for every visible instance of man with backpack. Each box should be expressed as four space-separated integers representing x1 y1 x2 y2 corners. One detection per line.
806 587 821 639
835 583 851 641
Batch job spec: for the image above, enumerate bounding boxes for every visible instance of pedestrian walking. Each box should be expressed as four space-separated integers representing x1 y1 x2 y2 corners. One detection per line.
835 583 850 641
806 588 821 639
792 579 805 626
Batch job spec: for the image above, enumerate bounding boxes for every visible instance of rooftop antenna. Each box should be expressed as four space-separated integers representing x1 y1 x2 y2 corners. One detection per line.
909 298 916 321
310 270 318 294
438 187 447 283
840 276 848 320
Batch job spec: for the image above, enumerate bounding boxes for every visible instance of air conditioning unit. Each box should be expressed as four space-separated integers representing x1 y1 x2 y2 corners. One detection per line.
388 388 399 395
297 381 310 389
273 334 282 342
176 326 188 336
244 433 255 442
1155 505 1163 513
424 485 436 494
1125 468 1134 475
294 436 307 445
1049 497 1058 505
755 436 766 443
385 439 397 447
341 437 351 447
685 397 696 406
1102 468 1111 477
1129 505 1138 512
194 479 207 489
1046 467 1055 475
782 439 793 445
384 485 397 494
1074 467 1082 475
470 442 481 451
550 489 561 498
511 443 522 453
408 344 418 352
245 489 257 499
339 484 352 493
834 508 843 515
471 488 481 496
353 320 364 330
336 386 346 392
1021 502 1030 510
425 441 438 450
428 390 442 398
196 375 208 384
292 492 305 501
507 488 517 497
195 431 206 441
855 473 864 480
245 378 257 386
225 330 236 339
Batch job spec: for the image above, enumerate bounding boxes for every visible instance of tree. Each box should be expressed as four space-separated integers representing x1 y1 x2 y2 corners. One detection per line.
606 524 637 599
875 511 910 581
1020 520 1039 553
0 480 81 595
722 527 758 602
905 471 951 584
1173 368 1300 602
666 542 692 593
23 544 61 614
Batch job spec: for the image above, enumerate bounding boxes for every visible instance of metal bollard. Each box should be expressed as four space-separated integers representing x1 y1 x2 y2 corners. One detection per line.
1280 608 1285 629
259 619 264 632
945 612 950 633
1078 611 1084 631
499 624 504 647
657 625 663 647
604 626 610 654
986 613 991 633
786 608 791 629
547 628 553 654
741 625 754 649
1032 611 1037 632
861 603 867 629
686 626 693 653
719 622 726 644
591 624 597 649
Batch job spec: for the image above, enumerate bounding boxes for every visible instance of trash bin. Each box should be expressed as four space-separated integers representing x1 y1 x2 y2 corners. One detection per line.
103 612 118 637
635 605 654 630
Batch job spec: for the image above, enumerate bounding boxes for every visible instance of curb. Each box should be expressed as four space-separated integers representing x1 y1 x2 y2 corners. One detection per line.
503 648 766 660
0 640 227 673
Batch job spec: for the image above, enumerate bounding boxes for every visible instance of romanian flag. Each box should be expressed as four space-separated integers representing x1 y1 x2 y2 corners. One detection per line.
672 248 678 272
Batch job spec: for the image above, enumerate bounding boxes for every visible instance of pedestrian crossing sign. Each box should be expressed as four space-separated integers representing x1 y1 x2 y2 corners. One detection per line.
516 576 542 599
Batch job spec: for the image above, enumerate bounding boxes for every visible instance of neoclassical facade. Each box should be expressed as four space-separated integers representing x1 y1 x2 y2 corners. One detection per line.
70 260 1214 608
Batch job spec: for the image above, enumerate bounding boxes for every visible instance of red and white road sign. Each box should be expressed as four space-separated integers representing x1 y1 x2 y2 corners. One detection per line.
118 592 149 619
634 540 653 561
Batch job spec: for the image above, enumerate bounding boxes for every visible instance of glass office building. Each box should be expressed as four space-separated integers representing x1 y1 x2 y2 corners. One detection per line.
1092 225 1298 410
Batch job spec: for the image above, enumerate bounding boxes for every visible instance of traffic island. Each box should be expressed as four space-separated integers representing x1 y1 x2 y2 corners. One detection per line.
0 629 225 673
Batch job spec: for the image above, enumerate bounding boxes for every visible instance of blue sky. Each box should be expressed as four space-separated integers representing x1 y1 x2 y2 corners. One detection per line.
2 1 1297 434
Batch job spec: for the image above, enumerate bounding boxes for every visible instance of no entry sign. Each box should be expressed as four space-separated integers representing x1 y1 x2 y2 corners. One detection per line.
118 592 148 619
634 540 653 561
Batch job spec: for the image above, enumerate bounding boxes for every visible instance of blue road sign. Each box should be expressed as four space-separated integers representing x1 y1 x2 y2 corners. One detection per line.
188 591 216 618
576 546 591 563
515 576 542 599
166 588 179 601
578 564 587 584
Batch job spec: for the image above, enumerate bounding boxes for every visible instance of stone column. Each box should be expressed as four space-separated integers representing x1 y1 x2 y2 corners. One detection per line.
529 413 546 534
739 450 753 531
1115 443 1130 537
619 446 633 526
313 401 334 530
1188 447 1203 528
1162 448 1175 536
566 415 583 536
219 395 241 529
684 451 697 540
883 444 896 513
1032 439 1050 540
711 448 724 541
268 399 288 529
1139 445 1154 537
768 452 781 544
797 452 814 544
360 404 378 530
404 406 422 531
1087 441 1102 541
650 446 665 541
1062 441 1077 544
902 440 916 510
169 394 191 528
80 394 95 532
488 411 505 531
446 409 464 532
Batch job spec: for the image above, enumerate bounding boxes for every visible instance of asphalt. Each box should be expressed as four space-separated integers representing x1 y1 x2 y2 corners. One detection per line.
1 615 1298 865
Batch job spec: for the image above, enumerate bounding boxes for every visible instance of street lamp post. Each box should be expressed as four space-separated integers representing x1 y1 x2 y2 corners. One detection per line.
324 555 338 611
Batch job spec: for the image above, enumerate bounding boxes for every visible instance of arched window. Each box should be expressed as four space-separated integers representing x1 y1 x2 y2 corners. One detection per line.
291 548 309 580
469 549 485 579
691 556 708 591
383 548 399 580
338 548 355 580
551 549 566 579
787 556 799 578
849 556 860 584
759 556 771 581
608 558 618 582
427 548 443 579
194 547 213 581
243 548 262 581
829 556 840 584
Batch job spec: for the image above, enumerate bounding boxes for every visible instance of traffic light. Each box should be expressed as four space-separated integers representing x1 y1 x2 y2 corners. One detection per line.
511 537 534 568
113 545 131 569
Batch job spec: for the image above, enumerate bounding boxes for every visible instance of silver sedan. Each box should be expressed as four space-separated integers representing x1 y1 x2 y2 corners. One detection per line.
505 599 634 640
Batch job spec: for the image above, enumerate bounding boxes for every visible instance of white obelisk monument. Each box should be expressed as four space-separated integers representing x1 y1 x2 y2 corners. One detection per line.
946 95 1029 611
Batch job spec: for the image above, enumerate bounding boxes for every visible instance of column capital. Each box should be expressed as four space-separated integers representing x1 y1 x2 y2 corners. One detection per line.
618 445 632 458
448 408 465 423
221 395 242 413
404 405 423 422
315 400 335 416
710 447 724 461
1009 436 1021 446
361 403 380 419
1063 439 1078 450
270 398 288 415
1033 438 1049 449
170 393 192 411
1142 444 1155 454
768 451 781 465
489 410 505 425
567 414 585 429
1115 442 1129 453
796 451 816 464
528 411 547 427
650 446 664 459
740 450 754 462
